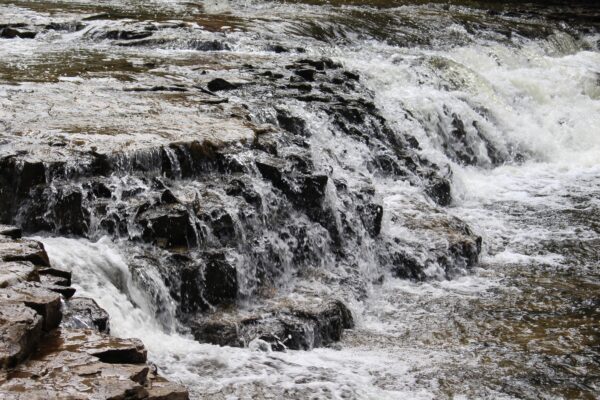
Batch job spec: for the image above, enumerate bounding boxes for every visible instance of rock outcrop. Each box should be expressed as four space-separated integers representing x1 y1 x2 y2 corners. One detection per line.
192 299 354 351
0 227 188 399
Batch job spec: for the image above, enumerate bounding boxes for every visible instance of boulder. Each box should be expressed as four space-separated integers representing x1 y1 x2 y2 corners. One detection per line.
207 78 239 92
192 299 353 351
62 297 110 333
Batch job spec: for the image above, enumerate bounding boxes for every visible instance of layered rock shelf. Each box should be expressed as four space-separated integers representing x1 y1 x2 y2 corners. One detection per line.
0 226 188 399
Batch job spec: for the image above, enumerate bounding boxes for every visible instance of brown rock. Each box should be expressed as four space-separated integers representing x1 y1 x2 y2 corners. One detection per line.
0 238 50 267
0 262 38 288
59 329 148 364
37 267 72 286
147 376 189 400
0 301 43 369
0 283 62 331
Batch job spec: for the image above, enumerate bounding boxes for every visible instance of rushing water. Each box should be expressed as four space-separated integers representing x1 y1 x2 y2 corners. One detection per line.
4 0 600 398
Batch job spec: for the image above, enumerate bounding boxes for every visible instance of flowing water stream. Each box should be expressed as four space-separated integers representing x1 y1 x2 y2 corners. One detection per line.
2 0 599 398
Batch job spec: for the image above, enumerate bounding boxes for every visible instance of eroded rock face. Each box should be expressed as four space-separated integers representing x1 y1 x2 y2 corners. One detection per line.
0 329 186 399
0 230 189 399
0 38 482 356
0 302 43 369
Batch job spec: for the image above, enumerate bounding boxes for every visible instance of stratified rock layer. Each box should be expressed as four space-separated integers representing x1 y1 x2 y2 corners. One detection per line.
0 228 188 399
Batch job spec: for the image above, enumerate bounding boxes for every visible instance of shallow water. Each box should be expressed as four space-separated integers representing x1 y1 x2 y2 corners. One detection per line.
5 0 599 398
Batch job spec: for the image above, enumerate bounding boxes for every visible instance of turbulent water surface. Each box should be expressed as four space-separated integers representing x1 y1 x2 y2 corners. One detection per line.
2 0 600 399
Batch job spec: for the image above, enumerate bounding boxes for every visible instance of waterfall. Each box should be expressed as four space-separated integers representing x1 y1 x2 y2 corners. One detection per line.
2 0 599 398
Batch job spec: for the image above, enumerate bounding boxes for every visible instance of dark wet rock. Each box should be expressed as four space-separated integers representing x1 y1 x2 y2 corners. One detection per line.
358 203 384 237
256 161 328 210
192 299 353 350
294 68 317 82
286 82 313 92
90 181 112 199
0 301 43 369
160 189 180 204
126 85 189 93
202 251 238 306
267 44 288 53
54 190 90 235
225 179 262 207
0 27 37 39
179 251 238 313
207 78 240 92
139 204 198 249
191 39 229 51
202 209 237 245
0 226 21 239
191 317 243 347
105 29 153 41
63 297 110 333
389 251 427 281
276 108 310 137
343 71 360 81
45 21 86 32
426 174 452 206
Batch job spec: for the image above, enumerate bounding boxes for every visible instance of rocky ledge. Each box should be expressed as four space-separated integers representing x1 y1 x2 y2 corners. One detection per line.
0 225 188 399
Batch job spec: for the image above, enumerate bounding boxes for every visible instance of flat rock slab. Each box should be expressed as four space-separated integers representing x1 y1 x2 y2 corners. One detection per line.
0 327 187 399
0 238 50 267
54 328 148 364
146 376 189 400
0 261 38 288
0 283 62 331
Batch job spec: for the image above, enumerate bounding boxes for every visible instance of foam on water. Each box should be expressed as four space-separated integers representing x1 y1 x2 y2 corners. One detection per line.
38 236 465 399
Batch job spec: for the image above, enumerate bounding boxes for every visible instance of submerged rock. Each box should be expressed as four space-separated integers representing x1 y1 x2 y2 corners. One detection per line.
192 299 354 351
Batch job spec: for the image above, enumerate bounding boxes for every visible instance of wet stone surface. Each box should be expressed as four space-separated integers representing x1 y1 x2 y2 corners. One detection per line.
0 229 188 399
